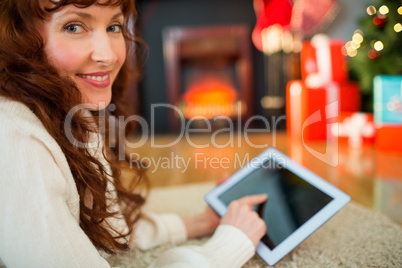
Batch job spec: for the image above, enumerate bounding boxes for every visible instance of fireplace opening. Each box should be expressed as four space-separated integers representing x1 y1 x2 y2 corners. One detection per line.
179 70 245 120
163 25 252 130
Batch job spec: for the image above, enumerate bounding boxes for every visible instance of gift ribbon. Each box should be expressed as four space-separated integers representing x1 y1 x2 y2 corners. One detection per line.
289 81 303 140
305 34 332 89
332 113 375 147
386 80 402 113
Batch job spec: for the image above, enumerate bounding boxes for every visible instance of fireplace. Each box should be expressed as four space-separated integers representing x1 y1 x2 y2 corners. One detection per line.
180 72 242 120
163 25 253 130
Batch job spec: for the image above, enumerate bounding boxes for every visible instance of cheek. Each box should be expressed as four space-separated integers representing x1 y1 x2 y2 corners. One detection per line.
44 39 84 76
116 41 127 69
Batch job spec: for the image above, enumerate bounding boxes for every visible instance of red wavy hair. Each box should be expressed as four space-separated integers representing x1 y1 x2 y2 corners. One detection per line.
0 0 147 254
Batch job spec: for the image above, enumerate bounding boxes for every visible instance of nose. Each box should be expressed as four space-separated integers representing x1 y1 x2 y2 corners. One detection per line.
91 32 118 66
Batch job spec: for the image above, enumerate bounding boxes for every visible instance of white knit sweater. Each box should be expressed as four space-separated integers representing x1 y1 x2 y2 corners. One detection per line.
0 97 255 268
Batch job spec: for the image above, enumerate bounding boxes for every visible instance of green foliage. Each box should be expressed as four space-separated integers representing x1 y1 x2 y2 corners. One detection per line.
348 0 402 111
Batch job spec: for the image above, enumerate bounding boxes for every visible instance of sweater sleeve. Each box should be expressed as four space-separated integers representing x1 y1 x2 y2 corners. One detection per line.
0 134 111 268
130 211 187 250
128 203 255 267
148 225 255 268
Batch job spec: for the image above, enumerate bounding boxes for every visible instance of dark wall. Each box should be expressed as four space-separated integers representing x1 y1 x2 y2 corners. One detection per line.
137 0 265 132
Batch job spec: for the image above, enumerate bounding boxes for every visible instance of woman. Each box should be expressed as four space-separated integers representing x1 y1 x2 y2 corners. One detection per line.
0 0 267 267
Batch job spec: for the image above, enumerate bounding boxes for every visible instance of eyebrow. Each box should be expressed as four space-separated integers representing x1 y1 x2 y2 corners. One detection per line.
62 11 123 20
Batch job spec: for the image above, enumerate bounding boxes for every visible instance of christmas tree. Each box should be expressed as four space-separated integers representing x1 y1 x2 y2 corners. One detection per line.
346 0 402 112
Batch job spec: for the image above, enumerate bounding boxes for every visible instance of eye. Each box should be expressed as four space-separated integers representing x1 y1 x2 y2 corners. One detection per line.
107 24 123 33
64 23 85 33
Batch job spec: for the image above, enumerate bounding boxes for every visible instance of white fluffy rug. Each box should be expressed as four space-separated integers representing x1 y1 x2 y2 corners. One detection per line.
107 182 402 267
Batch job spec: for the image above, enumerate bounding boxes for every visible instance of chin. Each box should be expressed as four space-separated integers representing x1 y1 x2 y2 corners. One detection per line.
83 94 112 111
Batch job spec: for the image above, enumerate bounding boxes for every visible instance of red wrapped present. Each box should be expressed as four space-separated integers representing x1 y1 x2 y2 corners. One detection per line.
287 81 360 141
375 125 402 154
300 35 348 87
331 112 375 147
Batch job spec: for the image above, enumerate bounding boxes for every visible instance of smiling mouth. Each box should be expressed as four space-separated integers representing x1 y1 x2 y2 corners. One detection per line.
77 74 109 82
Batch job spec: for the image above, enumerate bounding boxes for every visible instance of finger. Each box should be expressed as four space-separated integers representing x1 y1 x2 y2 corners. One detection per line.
206 205 219 216
237 194 268 206
218 172 230 185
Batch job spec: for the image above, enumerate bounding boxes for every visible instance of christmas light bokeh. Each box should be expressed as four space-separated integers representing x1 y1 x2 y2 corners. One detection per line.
345 1 402 111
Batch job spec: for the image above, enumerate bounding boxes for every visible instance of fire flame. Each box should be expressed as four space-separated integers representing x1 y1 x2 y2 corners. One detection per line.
181 77 240 119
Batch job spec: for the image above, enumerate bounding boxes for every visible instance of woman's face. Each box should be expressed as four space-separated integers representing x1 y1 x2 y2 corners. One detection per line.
42 4 126 110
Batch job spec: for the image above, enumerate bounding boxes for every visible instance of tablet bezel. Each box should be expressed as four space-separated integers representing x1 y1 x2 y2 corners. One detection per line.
204 147 350 266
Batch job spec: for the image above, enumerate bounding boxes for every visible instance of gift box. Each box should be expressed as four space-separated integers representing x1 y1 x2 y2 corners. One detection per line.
375 125 402 154
300 35 348 87
331 112 375 147
373 75 402 124
287 81 360 141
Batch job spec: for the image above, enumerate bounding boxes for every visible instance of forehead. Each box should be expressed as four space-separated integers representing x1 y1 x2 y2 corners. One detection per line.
43 0 125 12
47 5 124 23
40 0 126 23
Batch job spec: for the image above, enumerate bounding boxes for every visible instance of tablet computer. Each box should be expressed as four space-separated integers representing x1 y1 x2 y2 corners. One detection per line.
204 147 350 266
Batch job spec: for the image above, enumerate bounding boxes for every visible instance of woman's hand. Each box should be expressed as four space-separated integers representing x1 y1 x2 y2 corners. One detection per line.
183 194 267 247
182 206 220 239
221 194 267 247
182 173 229 239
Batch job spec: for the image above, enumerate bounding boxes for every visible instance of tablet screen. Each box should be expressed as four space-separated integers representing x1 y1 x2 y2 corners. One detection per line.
219 159 333 249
